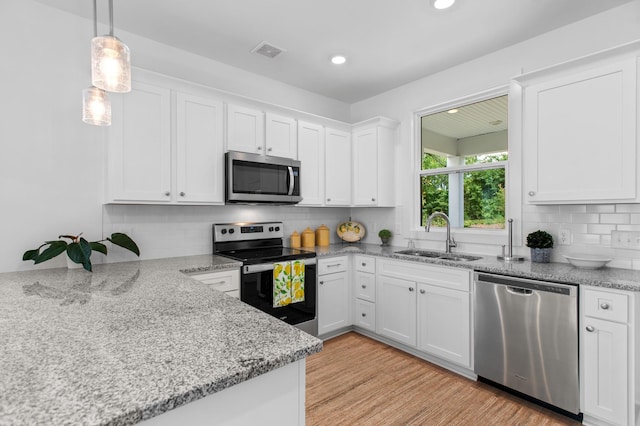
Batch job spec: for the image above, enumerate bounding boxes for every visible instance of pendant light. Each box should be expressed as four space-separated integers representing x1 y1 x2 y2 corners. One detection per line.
91 0 131 93
83 0 111 126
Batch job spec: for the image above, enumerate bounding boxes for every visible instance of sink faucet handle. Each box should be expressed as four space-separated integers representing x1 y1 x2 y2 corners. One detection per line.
408 239 415 249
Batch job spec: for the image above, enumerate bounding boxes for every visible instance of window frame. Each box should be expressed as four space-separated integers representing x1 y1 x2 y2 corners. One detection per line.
411 85 522 247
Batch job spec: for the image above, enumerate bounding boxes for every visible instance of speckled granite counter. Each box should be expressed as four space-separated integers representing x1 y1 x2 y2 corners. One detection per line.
310 243 640 292
0 255 322 425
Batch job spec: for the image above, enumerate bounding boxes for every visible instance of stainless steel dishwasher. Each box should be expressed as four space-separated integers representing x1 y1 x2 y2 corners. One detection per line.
474 272 579 415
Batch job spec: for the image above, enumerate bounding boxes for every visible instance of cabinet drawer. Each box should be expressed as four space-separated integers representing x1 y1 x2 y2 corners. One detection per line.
354 299 376 332
318 256 348 275
378 259 470 292
584 288 629 323
355 255 375 273
355 271 375 302
191 269 240 293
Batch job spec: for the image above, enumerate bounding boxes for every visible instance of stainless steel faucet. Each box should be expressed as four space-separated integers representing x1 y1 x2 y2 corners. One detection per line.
425 212 456 253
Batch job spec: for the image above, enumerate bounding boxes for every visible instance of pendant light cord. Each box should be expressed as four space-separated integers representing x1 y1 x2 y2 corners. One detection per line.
93 0 97 37
108 0 114 36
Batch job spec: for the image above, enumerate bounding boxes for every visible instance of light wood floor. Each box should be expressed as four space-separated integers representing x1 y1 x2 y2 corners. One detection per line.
306 332 581 426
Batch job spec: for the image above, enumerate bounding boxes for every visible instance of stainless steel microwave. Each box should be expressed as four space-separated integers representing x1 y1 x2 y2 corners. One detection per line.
225 150 302 204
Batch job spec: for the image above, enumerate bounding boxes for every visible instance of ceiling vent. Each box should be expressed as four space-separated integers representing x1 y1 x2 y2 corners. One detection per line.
251 41 286 59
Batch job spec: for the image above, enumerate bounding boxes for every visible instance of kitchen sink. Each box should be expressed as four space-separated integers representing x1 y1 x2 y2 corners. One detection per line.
394 249 481 262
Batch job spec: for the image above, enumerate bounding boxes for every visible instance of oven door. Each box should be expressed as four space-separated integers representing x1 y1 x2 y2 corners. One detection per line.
226 151 301 204
241 259 316 328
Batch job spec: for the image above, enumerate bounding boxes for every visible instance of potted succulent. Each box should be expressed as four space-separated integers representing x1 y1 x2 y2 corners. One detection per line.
378 229 392 246
23 232 140 272
526 230 553 263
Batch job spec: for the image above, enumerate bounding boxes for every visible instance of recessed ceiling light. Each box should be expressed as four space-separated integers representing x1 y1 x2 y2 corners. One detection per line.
447 108 458 114
433 0 455 10
331 55 347 65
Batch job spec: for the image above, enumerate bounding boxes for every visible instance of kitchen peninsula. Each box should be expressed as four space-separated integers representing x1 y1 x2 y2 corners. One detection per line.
0 255 322 425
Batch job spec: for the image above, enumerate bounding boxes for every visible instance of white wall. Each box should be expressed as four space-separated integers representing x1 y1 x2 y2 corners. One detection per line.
350 2 640 268
0 0 351 273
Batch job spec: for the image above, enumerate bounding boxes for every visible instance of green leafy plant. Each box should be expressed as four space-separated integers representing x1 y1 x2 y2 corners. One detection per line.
526 230 554 249
378 229 392 239
23 233 140 272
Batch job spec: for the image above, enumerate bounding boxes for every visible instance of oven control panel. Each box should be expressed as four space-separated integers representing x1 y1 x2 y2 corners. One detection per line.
213 222 284 242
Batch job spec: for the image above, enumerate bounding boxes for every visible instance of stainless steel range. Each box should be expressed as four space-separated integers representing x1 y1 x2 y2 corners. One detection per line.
213 222 317 336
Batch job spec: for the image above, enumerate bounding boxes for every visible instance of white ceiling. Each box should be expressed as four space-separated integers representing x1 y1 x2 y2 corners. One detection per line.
36 0 632 103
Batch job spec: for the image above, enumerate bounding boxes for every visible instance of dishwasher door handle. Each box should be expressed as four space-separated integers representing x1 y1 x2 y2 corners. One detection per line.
506 286 533 295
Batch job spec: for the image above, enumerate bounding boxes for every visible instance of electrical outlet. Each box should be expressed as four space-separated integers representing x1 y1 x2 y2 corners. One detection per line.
611 230 640 249
558 229 571 245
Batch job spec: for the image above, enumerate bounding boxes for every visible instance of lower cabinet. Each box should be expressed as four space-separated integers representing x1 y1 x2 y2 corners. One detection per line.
581 286 637 426
353 255 376 332
318 256 350 336
376 258 472 368
189 269 240 298
417 283 470 368
354 299 376 331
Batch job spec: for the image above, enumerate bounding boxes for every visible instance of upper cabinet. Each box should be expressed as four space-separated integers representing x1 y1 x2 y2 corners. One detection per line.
107 80 172 203
226 104 265 155
107 73 225 205
324 128 352 206
227 106 297 159
352 117 398 207
297 121 325 206
517 44 640 204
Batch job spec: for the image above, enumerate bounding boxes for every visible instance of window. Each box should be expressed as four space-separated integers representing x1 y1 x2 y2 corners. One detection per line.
419 95 508 230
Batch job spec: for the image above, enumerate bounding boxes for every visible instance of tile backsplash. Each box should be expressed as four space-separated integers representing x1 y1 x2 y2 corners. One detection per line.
524 203 640 269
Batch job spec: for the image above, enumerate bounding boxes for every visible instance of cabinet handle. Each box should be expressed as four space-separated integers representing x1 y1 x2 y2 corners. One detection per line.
371 198 375 202
257 146 263 151
267 147 273 152
585 325 595 332
420 289 425 294
165 191 170 196
180 192 185 197
320 281 324 285
409 287 414 292
528 191 535 196
209 280 227 285
327 264 341 268
327 198 331 202
361 284 366 289
361 313 366 317
361 262 366 267
600 303 610 310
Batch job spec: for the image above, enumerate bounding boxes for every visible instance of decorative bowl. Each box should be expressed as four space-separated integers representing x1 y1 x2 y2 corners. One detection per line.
564 254 612 269
337 220 366 242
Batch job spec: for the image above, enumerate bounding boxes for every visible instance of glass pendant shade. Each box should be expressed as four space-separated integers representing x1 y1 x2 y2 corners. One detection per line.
82 86 111 126
91 35 131 93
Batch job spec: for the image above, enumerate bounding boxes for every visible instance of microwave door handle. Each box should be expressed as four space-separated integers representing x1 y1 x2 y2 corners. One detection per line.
288 166 294 196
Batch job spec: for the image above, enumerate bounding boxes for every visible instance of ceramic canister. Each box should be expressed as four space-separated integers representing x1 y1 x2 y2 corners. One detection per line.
301 227 315 248
315 224 330 246
290 231 301 248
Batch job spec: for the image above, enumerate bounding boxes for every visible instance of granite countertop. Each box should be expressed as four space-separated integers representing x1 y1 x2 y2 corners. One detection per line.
310 243 640 292
0 255 322 426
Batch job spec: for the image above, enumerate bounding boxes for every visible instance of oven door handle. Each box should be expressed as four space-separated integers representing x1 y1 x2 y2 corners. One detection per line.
243 258 317 274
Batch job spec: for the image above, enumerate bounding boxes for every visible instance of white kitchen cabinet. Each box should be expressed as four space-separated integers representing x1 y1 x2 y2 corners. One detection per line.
318 256 350 336
354 299 376 331
581 286 637 426
417 283 470 367
324 128 351 206
226 104 265 154
297 121 324 206
189 269 240 298
108 80 172 202
518 52 639 204
353 255 376 332
265 113 297 158
176 93 224 204
352 117 397 207
376 275 417 346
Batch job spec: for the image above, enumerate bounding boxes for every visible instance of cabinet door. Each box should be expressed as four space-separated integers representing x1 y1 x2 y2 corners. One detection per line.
524 58 637 204
265 113 297 158
108 81 172 202
227 104 264 154
324 128 351 206
417 283 470 367
582 317 628 426
297 121 324 206
318 271 350 335
352 128 378 206
354 299 376 332
376 275 416 346
176 93 224 204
